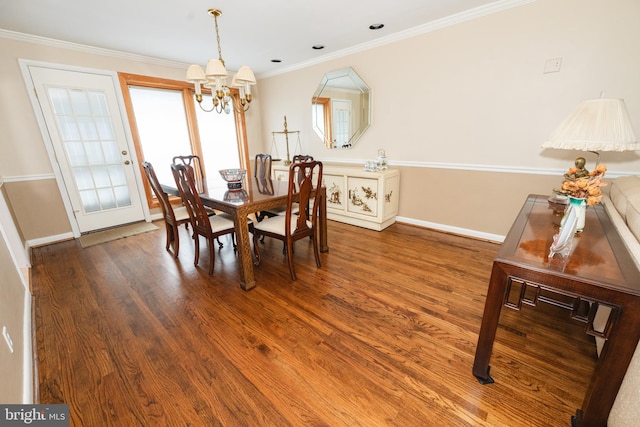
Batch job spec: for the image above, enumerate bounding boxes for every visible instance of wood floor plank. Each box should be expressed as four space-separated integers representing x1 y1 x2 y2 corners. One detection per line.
31 220 598 426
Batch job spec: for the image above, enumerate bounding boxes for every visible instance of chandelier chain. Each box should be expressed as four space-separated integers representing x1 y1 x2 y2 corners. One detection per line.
213 13 224 65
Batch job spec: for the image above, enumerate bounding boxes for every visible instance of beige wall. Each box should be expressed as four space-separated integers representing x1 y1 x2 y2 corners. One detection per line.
0 205 28 403
257 0 640 238
3 180 70 242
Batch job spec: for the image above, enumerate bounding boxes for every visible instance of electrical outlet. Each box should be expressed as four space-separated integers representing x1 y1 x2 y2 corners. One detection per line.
3 326 14 353
544 57 562 74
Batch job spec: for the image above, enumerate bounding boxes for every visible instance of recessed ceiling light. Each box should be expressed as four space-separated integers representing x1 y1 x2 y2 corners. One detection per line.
312 45 325 50
369 23 384 30
271 59 282 63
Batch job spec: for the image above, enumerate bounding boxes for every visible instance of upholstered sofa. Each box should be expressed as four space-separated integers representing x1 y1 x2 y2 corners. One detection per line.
598 175 640 426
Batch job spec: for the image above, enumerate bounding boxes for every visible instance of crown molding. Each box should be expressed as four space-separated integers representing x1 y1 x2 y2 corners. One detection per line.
0 29 186 69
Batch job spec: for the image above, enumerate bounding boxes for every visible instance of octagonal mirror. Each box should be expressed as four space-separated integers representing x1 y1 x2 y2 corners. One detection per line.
312 67 371 149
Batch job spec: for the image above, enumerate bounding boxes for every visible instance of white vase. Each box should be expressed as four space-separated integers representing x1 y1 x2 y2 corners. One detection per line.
567 196 587 232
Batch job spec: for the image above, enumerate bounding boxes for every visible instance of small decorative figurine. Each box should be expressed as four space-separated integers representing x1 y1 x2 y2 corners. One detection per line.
376 149 388 170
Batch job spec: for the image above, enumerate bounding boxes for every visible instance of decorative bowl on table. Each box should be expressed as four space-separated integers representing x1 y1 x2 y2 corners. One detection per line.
219 168 246 190
223 189 249 204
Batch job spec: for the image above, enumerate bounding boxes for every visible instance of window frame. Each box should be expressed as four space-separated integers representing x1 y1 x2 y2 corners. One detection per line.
118 72 250 208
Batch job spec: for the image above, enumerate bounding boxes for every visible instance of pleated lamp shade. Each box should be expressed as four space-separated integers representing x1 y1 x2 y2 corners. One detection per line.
543 98 639 152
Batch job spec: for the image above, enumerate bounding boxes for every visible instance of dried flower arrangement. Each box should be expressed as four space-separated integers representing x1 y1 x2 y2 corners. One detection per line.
556 163 608 206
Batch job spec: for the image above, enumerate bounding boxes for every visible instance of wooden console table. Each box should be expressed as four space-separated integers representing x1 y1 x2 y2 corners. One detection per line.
472 194 640 426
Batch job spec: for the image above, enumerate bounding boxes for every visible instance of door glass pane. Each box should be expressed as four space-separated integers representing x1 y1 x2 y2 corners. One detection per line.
114 186 131 206
49 87 73 115
70 90 91 115
95 116 114 140
88 92 109 115
85 141 105 164
48 86 132 213
73 167 93 190
97 188 116 209
66 141 86 166
102 140 120 163
109 165 126 186
79 190 100 212
57 116 81 140
92 165 110 187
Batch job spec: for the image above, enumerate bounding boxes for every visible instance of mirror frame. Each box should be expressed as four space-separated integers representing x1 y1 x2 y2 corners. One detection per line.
312 67 371 149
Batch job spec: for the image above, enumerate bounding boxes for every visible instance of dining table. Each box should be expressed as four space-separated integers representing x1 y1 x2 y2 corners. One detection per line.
163 176 328 290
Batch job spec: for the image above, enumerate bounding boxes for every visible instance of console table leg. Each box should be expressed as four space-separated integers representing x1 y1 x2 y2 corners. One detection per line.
575 310 640 427
473 263 508 384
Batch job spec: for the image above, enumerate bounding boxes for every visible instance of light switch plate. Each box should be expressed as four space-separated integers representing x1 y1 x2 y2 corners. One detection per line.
544 57 562 74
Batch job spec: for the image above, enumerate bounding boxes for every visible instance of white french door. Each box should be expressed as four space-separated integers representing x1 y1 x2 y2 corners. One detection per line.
25 64 146 233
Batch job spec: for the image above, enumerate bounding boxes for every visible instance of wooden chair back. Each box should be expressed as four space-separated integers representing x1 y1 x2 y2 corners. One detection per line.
253 154 273 196
142 161 176 223
292 154 314 163
292 155 314 184
141 161 189 256
286 160 323 239
254 154 273 179
173 155 208 194
171 163 212 237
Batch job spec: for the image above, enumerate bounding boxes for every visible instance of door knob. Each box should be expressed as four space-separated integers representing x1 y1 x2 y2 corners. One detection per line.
124 160 131 165
122 150 128 155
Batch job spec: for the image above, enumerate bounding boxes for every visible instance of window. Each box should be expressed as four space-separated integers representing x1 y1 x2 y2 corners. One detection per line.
312 97 331 148
118 73 250 207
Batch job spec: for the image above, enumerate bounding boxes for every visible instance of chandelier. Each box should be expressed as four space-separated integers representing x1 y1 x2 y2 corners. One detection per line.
186 8 256 114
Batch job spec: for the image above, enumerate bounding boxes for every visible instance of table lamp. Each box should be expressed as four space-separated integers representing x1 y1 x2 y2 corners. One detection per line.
542 96 639 203
542 96 639 166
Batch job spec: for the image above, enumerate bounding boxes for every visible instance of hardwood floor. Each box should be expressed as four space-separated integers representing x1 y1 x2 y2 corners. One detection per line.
31 220 597 426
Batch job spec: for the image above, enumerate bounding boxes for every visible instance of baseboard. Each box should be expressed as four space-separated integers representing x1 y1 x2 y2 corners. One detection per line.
396 216 505 243
27 232 75 249
27 216 504 248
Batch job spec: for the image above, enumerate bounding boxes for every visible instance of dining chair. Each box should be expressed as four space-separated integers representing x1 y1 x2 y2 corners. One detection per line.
253 154 279 223
254 154 273 181
173 154 229 248
252 160 323 281
173 155 208 194
141 161 191 257
171 163 236 275
292 154 315 215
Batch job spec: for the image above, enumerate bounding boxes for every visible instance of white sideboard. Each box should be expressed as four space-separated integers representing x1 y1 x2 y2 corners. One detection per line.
272 164 400 231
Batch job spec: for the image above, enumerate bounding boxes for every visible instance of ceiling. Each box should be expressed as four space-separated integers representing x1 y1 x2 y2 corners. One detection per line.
0 0 508 78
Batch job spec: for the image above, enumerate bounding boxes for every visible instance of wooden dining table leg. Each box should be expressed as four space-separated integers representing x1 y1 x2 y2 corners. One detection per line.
233 209 256 291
